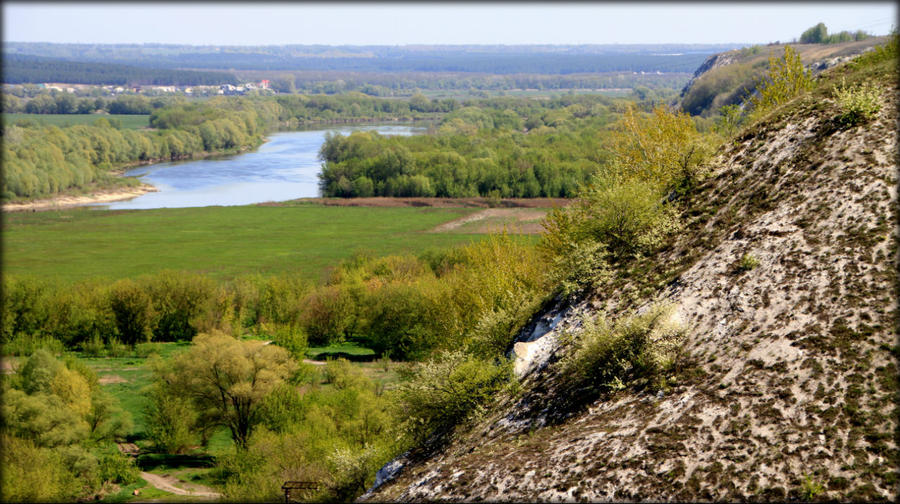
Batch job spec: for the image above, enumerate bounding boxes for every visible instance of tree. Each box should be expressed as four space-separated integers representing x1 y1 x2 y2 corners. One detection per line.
750 45 813 113
155 331 297 449
800 23 828 44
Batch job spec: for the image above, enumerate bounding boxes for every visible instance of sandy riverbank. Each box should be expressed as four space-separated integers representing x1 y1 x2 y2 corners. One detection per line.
2 184 158 212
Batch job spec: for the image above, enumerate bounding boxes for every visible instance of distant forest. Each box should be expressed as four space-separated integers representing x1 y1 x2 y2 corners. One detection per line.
4 42 739 74
2 54 239 86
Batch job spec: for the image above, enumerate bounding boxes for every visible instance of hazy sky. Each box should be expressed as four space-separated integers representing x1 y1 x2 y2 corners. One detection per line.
4 2 896 46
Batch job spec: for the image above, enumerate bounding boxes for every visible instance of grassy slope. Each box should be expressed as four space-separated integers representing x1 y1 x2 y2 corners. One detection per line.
0 205 531 283
2 113 151 129
678 37 889 116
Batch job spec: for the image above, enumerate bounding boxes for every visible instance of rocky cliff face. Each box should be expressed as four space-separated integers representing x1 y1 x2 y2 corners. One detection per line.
679 50 740 97
363 54 899 502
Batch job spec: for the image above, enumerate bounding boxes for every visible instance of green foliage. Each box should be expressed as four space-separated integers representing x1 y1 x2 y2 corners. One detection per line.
328 444 384 500
211 360 395 502
395 350 514 440
750 46 813 114
563 304 685 393
801 474 825 501
738 253 760 272
0 434 83 502
714 104 745 136
680 62 758 117
832 77 882 126
800 23 829 44
1 351 132 501
800 22 870 44
318 94 622 198
257 383 306 434
108 279 155 345
2 98 273 201
541 169 682 298
851 31 898 67
143 380 198 453
153 331 298 449
97 450 140 486
545 237 612 299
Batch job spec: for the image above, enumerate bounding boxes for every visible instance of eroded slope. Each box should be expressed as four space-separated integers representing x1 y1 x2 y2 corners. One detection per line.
364 56 898 502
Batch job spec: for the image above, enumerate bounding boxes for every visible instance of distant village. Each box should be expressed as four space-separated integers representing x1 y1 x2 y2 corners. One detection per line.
11 80 274 97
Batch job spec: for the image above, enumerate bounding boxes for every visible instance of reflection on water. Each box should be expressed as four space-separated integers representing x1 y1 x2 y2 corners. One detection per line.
95 124 424 210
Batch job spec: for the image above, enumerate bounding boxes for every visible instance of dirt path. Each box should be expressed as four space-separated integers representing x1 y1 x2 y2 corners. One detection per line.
140 471 221 499
429 208 549 234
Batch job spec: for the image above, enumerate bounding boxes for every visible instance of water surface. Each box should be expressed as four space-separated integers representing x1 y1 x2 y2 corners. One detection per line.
97 124 423 210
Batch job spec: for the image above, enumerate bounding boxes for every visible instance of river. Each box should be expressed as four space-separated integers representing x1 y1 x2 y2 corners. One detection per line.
94 124 424 210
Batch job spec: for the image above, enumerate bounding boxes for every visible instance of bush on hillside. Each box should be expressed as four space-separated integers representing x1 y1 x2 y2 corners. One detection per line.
395 350 514 441
563 304 685 394
750 46 813 114
832 77 882 126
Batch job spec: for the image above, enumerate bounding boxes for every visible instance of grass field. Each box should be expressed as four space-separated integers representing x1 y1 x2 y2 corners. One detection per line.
1 204 529 283
2 113 151 129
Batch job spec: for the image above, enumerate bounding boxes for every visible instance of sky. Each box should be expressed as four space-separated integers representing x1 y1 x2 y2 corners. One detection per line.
3 2 896 46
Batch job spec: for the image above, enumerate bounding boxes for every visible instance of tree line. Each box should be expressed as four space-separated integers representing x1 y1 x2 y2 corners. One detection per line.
1 97 280 200
318 94 630 198
261 71 689 96
799 23 870 44
3 92 162 115
3 89 670 202
3 54 239 86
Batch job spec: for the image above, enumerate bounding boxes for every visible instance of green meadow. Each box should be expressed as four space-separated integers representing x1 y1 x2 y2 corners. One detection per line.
1 204 510 283
2 113 151 129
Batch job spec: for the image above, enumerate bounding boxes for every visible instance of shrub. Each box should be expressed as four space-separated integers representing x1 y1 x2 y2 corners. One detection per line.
143 271 216 342
108 279 154 345
801 474 825 501
1 277 52 345
3 333 65 356
260 323 308 361
134 342 159 358
97 450 140 486
80 335 106 357
328 444 383 501
395 350 514 440
563 303 685 393
738 253 761 272
543 173 681 262
106 337 129 358
750 46 813 114
0 434 83 502
612 105 714 190
832 77 882 126
465 289 543 358
143 381 198 453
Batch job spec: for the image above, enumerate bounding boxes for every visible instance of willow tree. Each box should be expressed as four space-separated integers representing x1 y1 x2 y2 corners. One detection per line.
156 331 297 449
